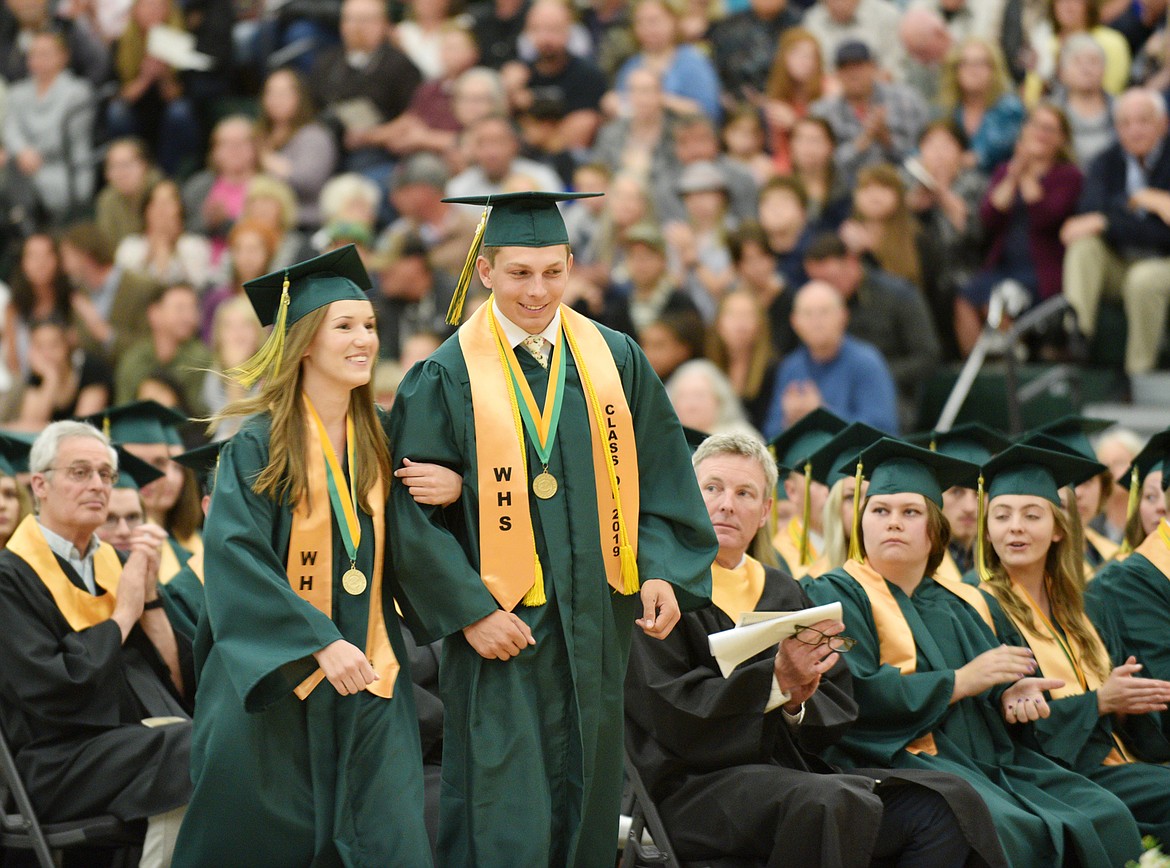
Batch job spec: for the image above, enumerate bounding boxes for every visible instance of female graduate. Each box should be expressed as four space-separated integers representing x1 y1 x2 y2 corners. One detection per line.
978 443 1170 840
174 245 461 867
807 438 1143 868
0 433 33 550
804 422 884 578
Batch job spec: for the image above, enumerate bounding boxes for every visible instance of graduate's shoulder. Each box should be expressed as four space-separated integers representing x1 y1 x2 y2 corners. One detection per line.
217 413 275 468
804 566 867 607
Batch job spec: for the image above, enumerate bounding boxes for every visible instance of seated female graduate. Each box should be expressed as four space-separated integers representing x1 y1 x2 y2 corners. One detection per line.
977 443 1170 842
1085 428 1170 756
805 437 1144 868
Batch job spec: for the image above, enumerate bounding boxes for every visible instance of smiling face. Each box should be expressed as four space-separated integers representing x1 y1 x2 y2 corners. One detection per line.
301 299 379 392
477 245 572 334
987 494 1060 574
861 492 932 573
697 452 773 566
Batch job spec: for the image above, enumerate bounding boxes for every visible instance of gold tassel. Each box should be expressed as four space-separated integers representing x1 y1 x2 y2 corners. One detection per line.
620 543 640 595
929 436 937 451
1117 466 1141 557
848 459 863 563
101 415 111 438
975 473 990 583
446 207 489 325
523 554 547 606
799 461 812 565
228 272 291 388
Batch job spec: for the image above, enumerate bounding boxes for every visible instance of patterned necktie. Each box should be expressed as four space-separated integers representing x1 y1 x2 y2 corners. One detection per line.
521 335 548 369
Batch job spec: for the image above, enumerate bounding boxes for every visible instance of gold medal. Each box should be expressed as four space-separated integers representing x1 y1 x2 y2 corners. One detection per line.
342 568 367 596
532 471 558 499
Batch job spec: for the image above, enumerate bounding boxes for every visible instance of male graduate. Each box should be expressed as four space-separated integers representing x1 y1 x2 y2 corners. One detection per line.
389 190 718 867
769 408 846 578
625 432 1005 867
0 420 192 867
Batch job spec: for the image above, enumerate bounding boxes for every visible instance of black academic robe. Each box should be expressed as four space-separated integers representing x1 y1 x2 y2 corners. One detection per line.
0 547 193 824
625 565 1006 868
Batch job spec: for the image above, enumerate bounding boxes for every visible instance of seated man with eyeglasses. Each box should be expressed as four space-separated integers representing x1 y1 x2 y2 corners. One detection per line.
0 420 192 868
624 432 1007 868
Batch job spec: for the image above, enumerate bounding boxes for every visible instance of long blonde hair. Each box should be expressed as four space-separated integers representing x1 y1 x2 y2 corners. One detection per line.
704 290 775 403
211 305 391 513
938 37 1012 111
821 476 851 571
980 501 1111 681
852 163 921 288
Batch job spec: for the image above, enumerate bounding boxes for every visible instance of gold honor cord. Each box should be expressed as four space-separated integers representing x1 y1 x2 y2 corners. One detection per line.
305 398 367 595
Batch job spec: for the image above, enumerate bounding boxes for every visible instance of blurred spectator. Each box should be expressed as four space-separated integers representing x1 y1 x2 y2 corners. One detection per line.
503 0 608 151
201 294 262 439
789 115 851 227
397 0 451 80
563 162 611 251
312 0 422 175
906 119 987 357
760 26 826 174
199 218 277 343
106 0 201 177
1093 426 1141 542
95 137 161 249
668 160 735 320
445 114 562 198
727 220 797 354
2 31 94 223
938 36 1024 173
657 113 758 222
1061 87 1170 376
114 282 211 412
762 279 898 437
256 68 339 229
373 232 456 360
398 329 443 369
59 221 160 362
811 40 930 184
0 0 109 86
462 0 528 69
116 178 214 290
1051 33 1116 166
721 106 775 186
182 115 260 262
622 222 700 332
955 103 1082 355
591 67 678 179
310 172 381 252
906 0 1006 44
516 96 577 186
573 168 656 289
610 0 723 123
378 152 482 277
803 233 940 430
3 233 72 380
802 0 903 75
1025 0 1131 102
897 6 952 103
840 162 924 288
241 174 308 270
757 176 813 293
706 289 778 429
665 358 758 437
637 307 706 380
5 315 110 427
581 0 636 79
707 0 801 100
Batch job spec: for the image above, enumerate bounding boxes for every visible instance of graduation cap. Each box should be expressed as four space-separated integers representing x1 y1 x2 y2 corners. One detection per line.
174 440 225 496
1025 415 1114 462
113 446 164 491
1116 427 1170 554
82 400 188 448
231 244 373 388
0 432 33 478
439 191 603 325
845 437 979 562
908 422 1011 466
681 426 709 455
767 409 847 566
1019 433 1107 487
805 422 886 487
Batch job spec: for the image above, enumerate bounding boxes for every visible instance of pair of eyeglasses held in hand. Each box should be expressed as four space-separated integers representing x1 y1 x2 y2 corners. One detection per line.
791 624 857 653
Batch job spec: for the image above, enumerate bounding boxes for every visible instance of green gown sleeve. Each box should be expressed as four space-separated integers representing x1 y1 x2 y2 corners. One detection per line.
202 422 344 712
159 566 204 644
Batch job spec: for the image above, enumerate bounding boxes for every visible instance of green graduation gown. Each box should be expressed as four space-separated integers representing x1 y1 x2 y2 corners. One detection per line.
173 415 432 868
159 561 203 644
989 602 1170 842
388 322 716 868
806 569 1142 868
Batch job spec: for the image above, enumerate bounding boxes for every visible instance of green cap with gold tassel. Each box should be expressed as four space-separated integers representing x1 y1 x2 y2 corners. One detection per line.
1115 428 1170 555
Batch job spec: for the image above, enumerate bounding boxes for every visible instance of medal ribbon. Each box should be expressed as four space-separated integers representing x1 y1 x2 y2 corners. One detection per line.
305 397 360 567
492 308 567 469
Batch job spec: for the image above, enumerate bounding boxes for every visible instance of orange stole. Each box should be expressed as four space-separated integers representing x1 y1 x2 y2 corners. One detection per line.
5 516 123 631
1138 521 1170 577
287 398 398 701
157 541 183 586
843 559 996 756
710 555 766 623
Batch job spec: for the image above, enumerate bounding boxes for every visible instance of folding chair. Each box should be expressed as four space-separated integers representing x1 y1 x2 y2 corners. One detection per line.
621 748 682 868
0 724 142 868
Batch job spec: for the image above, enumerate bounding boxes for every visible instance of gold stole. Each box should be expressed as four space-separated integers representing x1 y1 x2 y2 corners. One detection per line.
1085 527 1120 566
287 399 399 701
460 302 640 612
1004 583 1133 765
187 549 204 583
1137 520 1170 577
844 559 995 757
5 515 124 631
933 550 962 584
773 518 818 580
157 541 183 586
711 555 766 623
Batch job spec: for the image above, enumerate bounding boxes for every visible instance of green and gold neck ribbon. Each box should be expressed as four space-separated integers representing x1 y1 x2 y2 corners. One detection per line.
306 398 361 569
497 321 568 475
